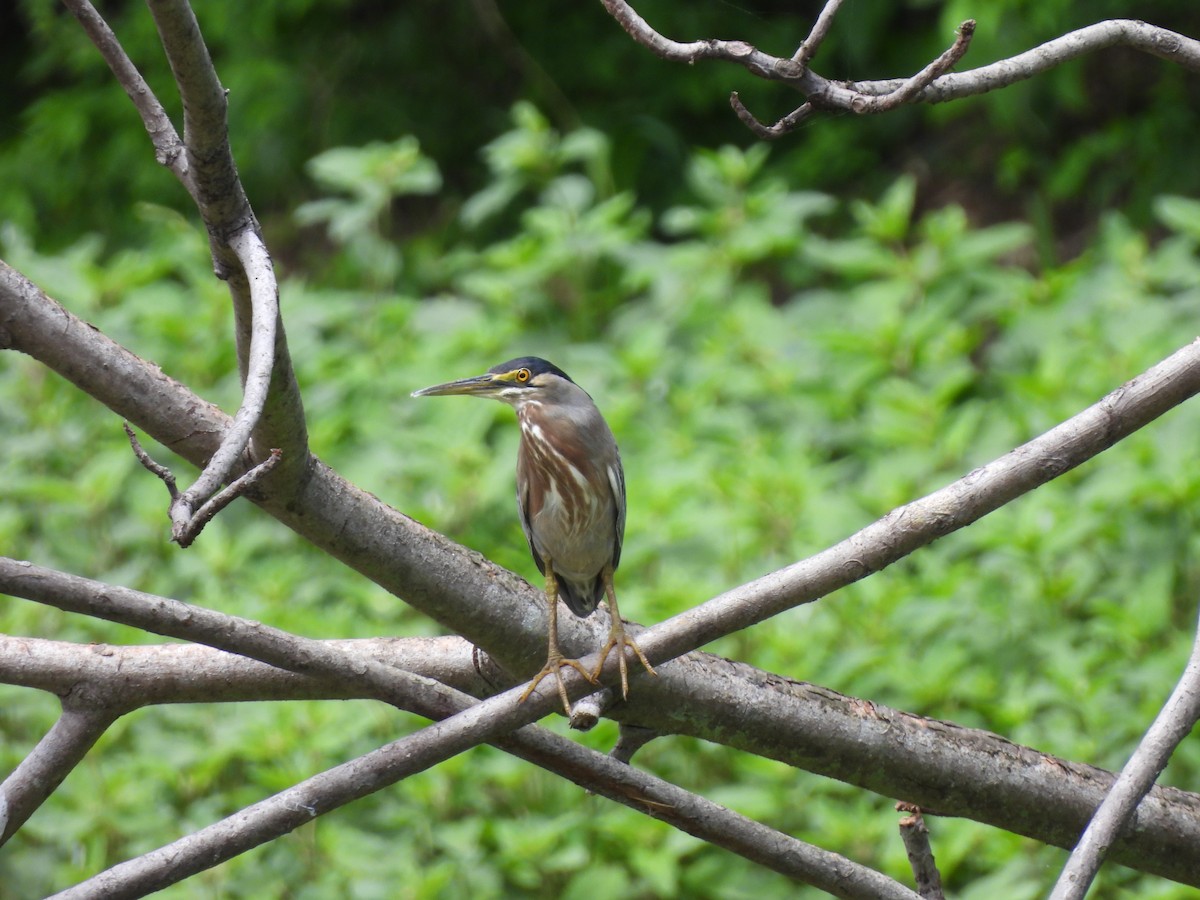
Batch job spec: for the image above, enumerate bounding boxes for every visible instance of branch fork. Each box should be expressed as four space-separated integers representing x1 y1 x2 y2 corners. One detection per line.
604 0 1200 140
63 0 305 545
125 424 281 546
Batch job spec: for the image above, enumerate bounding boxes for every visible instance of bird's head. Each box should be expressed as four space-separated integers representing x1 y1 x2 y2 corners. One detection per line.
411 357 577 407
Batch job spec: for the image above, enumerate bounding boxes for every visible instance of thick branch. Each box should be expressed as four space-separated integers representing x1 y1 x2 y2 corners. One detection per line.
0 703 120 846
0 570 912 899
0 634 500 703
4 271 1200 883
53 703 918 900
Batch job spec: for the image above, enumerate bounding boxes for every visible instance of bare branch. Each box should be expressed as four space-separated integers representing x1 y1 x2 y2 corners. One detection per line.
0 634 500 703
793 0 845 68
0 566 914 899
643 338 1200 656
1050 600 1200 899
848 20 975 114
598 0 806 82
61 0 189 186
6 275 1200 884
0 703 120 846
897 806 944 900
54 705 919 900
849 19 1200 102
177 447 282 545
124 423 179 501
5 560 1200 888
146 0 251 239
729 93 815 141
129 421 283 548
61 1 309 539
601 6 1200 138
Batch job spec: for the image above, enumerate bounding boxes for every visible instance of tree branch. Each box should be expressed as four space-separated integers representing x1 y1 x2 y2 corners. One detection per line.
5 268 1200 884
1050 600 1200 898
848 19 1200 102
600 4 1200 138
61 0 189 187
0 567 914 899
5 560 1200 888
847 20 975 113
61 0 310 540
792 0 844 68
0 634 500 703
0 702 120 846
145 0 251 244
897 806 944 900
53 705 920 900
643 337 1200 655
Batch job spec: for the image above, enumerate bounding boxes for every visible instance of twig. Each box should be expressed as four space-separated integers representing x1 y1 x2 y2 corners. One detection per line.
730 93 816 140
730 17 974 170
60 0 189 187
849 21 976 113
598 0 805 81
0 563 916 900
126 425 282 546
793 0 846 68
848 19 1200 102
0 703 120 846
124 423 178 501
181 448 283 545
1049 600 1200 899
896 805 944 900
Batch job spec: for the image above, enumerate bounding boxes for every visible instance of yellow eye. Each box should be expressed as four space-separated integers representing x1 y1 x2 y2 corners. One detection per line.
516 368 531 383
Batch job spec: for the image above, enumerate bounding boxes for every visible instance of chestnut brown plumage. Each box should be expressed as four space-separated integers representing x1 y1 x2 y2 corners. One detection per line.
412 357 655 713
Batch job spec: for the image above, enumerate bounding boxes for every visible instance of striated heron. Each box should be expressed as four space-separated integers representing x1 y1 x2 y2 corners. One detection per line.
412 357 655 713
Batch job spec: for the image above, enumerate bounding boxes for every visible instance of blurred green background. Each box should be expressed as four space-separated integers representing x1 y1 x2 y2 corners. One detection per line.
3 1 1200 897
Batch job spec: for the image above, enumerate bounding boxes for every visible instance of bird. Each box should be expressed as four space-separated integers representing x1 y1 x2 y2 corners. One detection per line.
412 356 655 713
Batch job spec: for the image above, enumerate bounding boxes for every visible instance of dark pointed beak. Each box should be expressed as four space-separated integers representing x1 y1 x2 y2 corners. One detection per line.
411 373 501 398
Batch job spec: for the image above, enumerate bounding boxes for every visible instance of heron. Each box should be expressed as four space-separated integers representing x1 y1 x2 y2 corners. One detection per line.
413 357 655 713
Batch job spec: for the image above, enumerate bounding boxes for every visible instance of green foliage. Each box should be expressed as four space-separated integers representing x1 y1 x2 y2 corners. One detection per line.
296 137 443 286
4 108 1200 898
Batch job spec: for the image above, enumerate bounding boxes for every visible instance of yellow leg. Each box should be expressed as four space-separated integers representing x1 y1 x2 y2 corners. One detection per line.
591 564 656 699
518 564 596 714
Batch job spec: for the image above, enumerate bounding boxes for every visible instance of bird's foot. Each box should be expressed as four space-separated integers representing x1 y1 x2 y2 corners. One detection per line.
518 652 597 715
592 624 657 700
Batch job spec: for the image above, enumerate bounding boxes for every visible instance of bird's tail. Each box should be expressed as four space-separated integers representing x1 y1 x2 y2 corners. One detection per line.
556 576 602 617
